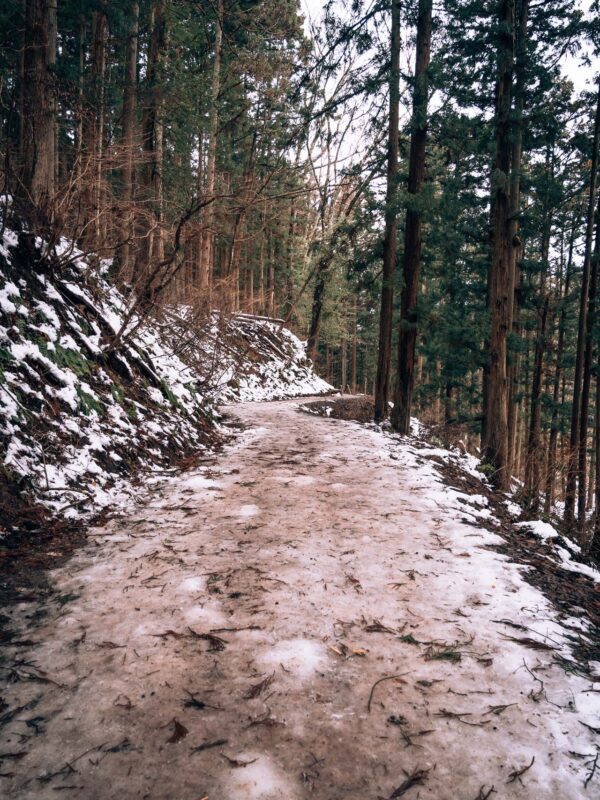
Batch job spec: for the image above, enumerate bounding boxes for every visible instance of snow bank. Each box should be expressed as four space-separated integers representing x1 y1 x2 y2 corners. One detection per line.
0 230 219 526
386 431 600 588
514 519 600 583
162 309 332 404
0 225 328 530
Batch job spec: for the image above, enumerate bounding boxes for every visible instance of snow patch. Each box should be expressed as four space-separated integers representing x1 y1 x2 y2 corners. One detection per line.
224 754 298 800
257 638 327 680
184 475 219 492
178 577 205 594
237 504 260 519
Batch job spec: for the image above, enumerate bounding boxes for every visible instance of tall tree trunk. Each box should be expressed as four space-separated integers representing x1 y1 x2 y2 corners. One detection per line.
482 0 515 491
509 0 529 332
120 2 139 280
282 142 302 322
267 235 275 317
390 0 432 433
523 147 552 511
592 371 600 557
545 208 579 514
227 134 257 312
282 198 297 322
506 0 529 469
565 83 600 525
307 250 332 361
82 1 108 252
374 0 401 422
588 434 595 511
352 296 358 393
258 202 266 313
523 294 549 511
199 0 224 293
577 201 600 529
138 0 167 289
75 15 86 190
18 0 57 226
47 0 57 193
341 330 348 392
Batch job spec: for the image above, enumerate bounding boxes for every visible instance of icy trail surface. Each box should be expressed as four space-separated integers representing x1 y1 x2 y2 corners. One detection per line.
2 400 599 799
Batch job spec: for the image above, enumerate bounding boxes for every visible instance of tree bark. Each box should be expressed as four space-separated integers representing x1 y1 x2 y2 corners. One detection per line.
577 197 600 529
138 0 167 289
523 292 549 511
374 0 401 422
564 83 600 526
482 0 515 491
352 295 358 393
82 1 108 252
120 2 139 280
18 0 57 226
307 250 332 362
506 0 529 476
199 0 224 293
390 0 432 433
523 147 552 511
227 133 257 312
592 366 600 557
544 207 579 514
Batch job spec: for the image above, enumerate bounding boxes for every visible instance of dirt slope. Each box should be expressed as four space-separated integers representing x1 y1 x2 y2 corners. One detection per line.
1 400 599 799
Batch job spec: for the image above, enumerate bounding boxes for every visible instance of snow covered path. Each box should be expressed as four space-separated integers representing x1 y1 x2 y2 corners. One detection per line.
2 399 599 799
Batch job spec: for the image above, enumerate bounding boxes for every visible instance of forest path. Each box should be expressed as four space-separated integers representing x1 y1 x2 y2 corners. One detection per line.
1 399 598 799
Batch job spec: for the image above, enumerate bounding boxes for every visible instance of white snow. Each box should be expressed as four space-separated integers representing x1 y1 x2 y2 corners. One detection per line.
515 520 600 583
237 503 260 518
257 637 327 680
1 399 600 798
224 755 298 800
184 475 219 491
514 519 560 542
0 221 329 529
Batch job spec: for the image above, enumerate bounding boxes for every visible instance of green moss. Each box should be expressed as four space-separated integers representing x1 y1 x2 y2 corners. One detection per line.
0 345 10 382
53 345 91 377
77 387 104 417
399 634 420 645
56 592 80 606
34 307 52 324
159 380 182 410
111 384 124 404
79 318 94 336
477 461 496 477
427 648 462 663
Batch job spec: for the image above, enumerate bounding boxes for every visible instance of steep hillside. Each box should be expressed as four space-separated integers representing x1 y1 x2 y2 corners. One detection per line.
163 308 332 404
0 228 329 531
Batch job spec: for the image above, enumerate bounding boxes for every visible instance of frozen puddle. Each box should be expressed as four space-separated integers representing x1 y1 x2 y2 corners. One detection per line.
257 638 327 680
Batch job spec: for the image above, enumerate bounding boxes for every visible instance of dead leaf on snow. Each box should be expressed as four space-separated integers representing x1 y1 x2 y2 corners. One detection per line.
162 718 188 744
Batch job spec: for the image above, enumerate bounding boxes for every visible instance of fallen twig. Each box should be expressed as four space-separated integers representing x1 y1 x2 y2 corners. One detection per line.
506 755 535 784
191 739 228 753
367 673 410 713
389 767 430 797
